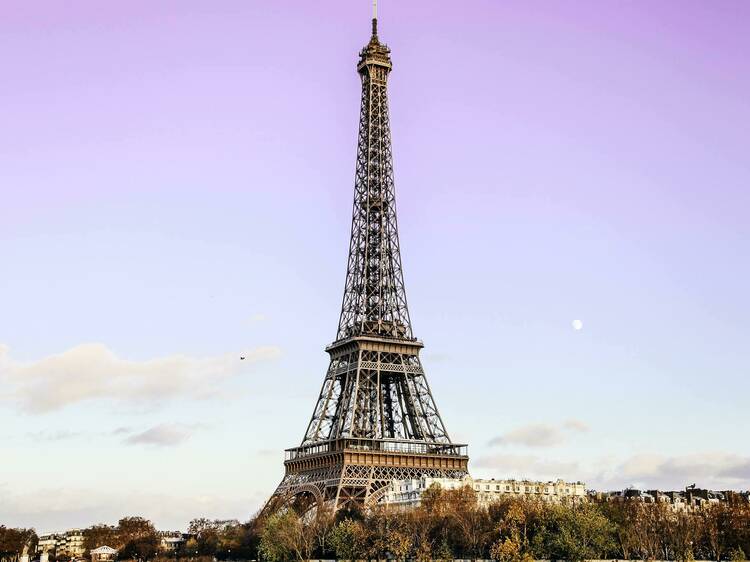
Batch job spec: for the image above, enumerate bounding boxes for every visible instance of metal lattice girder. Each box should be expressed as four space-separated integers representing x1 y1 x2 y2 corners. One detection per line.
337 19 411 342
265 17 469 515
302 345 451 445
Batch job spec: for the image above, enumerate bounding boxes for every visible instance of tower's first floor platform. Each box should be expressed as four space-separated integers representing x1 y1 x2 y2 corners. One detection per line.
266 437 468 512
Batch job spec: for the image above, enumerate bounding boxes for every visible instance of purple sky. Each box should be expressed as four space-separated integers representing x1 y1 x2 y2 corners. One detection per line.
1 1 749 532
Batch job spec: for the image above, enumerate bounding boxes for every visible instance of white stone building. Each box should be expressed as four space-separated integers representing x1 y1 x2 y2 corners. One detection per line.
36 535 60 556
383 475 587 507
36 529 86 560
159 534 186 552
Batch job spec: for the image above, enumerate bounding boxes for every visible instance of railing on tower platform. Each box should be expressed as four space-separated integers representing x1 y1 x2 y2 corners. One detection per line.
285 438 468 461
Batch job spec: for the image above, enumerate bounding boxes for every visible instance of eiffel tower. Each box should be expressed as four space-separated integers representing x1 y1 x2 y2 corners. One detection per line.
266 7 468 513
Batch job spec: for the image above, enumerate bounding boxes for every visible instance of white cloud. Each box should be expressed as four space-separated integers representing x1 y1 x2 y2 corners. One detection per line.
27 430 86 442
563 418 590 432
124 423 198 447
473 453 581 481
594 452 750 491
27 427 136 442
488 419 590 448
489 423 566 447
719 460 750 480
0 343 281 413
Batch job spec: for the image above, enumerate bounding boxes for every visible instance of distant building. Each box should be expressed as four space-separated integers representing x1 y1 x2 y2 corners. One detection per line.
90 546 117 562
158 532 187 552
211 520 240 530
60 529 86 559
597 485 749 510
37 535 59 556
36 530 85 560
384 476 587 507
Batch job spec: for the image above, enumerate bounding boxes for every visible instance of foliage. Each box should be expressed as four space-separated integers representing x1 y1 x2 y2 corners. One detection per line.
258 509 327 562
83 525 118 554
489 537 523 562
0 527 38 562
544 503 615 562
6 486 750 562
328 518 366 560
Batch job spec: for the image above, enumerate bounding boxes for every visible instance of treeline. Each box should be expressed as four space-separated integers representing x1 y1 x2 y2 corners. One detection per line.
255 486 750 562
81 517 163 561
0 526 37 562
3 486 750 562
83 517 256 561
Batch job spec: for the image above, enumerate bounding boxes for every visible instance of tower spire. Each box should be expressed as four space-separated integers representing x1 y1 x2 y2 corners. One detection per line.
371 0 379 41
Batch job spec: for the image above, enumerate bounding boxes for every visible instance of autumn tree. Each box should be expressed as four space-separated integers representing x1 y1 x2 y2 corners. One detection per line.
328 518 367 560
445 485 492 558
258 510 321 562
0 527 38 562
83 525 118 555
544 503 615 562
115 517 159 561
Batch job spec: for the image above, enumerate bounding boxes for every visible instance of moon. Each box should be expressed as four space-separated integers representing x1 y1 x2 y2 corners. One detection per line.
572 319 583 331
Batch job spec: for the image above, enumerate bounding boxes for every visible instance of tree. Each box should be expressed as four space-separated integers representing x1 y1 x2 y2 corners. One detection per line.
0 527 38 562
490 537 523 562
308 506 335 558
366 510 412 560
547 504 615 562
445 485 492 558
701 504 729 562
83 525 118 555
186 519 214 538
118 535 159 562
117 517 156 545
421 483 447 516
258 511 317 562
116 517 159 561
669 510 699 562
328 519 367 560
599 501 640 559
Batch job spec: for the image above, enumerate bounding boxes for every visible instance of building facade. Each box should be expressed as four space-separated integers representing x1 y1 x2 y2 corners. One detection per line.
384 475 587 507
36 535 59 556
593 486 750 511
158 532 187 552
36 530 86 560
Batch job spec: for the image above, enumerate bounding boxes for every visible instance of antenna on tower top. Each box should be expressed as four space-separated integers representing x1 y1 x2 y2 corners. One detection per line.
371 0 379 40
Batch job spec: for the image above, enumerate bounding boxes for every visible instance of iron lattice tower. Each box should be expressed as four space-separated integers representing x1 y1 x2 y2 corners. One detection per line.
266 14 468 514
